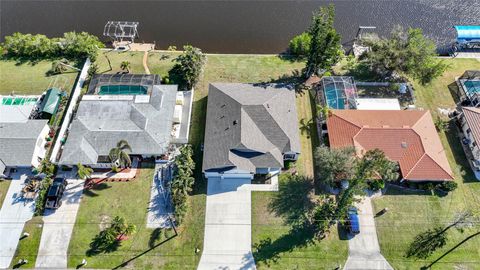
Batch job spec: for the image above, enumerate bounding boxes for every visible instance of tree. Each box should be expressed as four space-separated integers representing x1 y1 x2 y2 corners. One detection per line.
360 27 448 84
38 158 55 176
110 216 137 240
120 61 130 73
312 195 336 238
170 144 196 224
305 4 342 76
170 45 206 90
108 140 132 168
50 58 70 74
289 32 311 57
314 146 355 187
60 31 104 60
77 163 93 180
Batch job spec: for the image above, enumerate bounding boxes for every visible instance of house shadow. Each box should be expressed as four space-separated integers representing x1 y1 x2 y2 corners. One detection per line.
443 122 477 183
191 96 208 196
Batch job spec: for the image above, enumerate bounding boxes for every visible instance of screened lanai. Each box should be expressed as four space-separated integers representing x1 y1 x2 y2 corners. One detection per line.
315 76 358 110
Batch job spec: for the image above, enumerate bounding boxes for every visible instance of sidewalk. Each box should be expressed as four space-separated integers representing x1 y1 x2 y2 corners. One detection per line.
0 170 35 269
35 179 84 268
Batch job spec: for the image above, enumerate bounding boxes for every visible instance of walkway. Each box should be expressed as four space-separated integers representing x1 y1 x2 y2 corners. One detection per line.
143 51 151 74
0 169 35 269
344 196 393 270
35 178 84 268
146 164 173 228
198 177 256 270
90 158 139 180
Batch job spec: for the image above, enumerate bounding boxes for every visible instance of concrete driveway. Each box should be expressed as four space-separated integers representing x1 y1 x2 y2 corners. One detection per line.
0 170 36 269
35 178 84 268
198 177 256 270
344 196 393 270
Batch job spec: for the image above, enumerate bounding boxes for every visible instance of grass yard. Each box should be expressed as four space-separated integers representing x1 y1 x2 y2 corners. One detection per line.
0 59 79 95
372 58 480 270
9 216 44 269
0 179 11 208
68 163 205 269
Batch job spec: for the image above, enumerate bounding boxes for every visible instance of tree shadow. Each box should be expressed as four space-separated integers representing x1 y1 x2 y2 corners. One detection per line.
252 225 315 266
148 228 162 248
83 182 112 197
253 69 307 94
405 226 448 259
268 175 315 227
86 230 122 256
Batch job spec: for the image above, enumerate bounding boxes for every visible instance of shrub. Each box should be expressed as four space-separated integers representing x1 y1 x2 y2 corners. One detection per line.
167 45 177 51
88 63 99 77
288 32 311 57
439 181 458 192
34 177 53 215
369 179 385 191
434 117 449 132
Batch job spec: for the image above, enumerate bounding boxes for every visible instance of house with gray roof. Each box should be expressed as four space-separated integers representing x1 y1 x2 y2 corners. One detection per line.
0 119 49 177
59 84 189 167
203 83 301 179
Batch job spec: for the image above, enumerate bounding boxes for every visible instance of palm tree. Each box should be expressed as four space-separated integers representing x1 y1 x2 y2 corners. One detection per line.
108 140 132 169
111 216 136 240
77 163 93 180
171 171 194 196
120 61 130 73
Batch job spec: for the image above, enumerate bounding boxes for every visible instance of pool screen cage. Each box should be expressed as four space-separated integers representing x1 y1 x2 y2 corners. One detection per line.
103 21 139 43
316 76 358 110
458 70 480 107
87 73 161 94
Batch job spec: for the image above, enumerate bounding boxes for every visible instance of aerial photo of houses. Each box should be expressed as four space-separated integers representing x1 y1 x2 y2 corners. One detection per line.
0 1 479 269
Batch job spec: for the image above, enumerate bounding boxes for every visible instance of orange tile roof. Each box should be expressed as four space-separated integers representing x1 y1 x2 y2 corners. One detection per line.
327 110 454 181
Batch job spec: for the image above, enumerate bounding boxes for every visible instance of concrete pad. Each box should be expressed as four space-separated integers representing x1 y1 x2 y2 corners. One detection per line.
35 179 84 269
0 170 35 269
344 196 393 270
198 176 257 270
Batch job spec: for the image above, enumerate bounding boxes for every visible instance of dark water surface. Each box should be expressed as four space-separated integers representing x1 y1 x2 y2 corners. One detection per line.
1 0 479 53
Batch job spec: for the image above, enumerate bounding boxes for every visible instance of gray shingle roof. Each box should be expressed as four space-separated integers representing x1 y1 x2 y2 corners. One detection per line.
202 83 301 173
59 85 177 165
0 120 48 166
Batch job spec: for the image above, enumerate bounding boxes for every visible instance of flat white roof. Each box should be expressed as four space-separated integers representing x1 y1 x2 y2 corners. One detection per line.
355 98 401 110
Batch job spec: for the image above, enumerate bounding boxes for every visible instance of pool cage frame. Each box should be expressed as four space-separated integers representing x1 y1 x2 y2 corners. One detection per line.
87 73 161 94
103 21 139 43
457 70 480 107
314 76 358 111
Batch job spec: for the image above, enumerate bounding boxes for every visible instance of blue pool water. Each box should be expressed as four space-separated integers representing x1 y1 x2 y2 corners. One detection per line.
464 80 480 96
98 85 148 95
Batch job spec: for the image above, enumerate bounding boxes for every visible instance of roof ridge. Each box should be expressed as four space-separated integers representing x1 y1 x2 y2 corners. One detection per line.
331 112 363 129
404 153 454 180
410 110 429 129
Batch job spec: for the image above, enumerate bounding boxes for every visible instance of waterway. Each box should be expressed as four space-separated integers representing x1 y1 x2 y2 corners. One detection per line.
1 0 479 53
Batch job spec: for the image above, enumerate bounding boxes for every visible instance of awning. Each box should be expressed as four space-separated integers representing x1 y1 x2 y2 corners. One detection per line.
454 25 480 43
40 88 64 115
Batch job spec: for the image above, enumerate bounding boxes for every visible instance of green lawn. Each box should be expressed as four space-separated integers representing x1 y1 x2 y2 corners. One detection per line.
372 58 480 270
0 179 11 208
68 163 205 269
0 59 79 95
10 216 44 269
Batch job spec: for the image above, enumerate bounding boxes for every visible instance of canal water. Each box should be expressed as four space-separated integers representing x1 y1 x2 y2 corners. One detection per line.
1 0 479 53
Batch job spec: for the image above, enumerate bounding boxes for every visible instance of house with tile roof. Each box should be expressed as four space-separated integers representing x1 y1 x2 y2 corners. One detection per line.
58 84 188 167
327 109 454 181
458 107 480 180
202 83 301 179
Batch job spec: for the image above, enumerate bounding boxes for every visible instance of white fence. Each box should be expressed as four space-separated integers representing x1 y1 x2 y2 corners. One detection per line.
50 58 91 163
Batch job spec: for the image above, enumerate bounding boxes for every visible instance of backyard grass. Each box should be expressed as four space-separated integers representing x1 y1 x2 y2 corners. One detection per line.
0 179 11 208
372 58 480 270
67 163 205 269
9 216 44 269
0 59 79 95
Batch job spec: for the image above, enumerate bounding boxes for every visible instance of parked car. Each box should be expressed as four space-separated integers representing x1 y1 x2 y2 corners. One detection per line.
45 178 67 209
347 207 360 235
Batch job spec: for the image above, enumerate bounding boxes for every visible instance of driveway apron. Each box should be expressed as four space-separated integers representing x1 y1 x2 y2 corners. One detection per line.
35 179 84 268
0 170 35 269
344 196 393 270
198 177 256 270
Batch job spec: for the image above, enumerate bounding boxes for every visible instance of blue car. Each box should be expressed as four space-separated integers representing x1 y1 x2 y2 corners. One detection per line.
347 207 360 234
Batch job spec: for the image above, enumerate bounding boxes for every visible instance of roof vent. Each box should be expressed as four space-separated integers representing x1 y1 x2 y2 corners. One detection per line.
221 104 226 108
401 142 408 148
267 104 270 108
233 120 238 125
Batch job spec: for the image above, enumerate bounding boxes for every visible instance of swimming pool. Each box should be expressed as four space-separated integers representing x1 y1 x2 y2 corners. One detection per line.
98 85 148 95
463 80 480 97
1 96 38 105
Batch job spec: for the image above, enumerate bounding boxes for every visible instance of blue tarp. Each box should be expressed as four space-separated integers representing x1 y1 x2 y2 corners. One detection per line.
454 25 480 43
